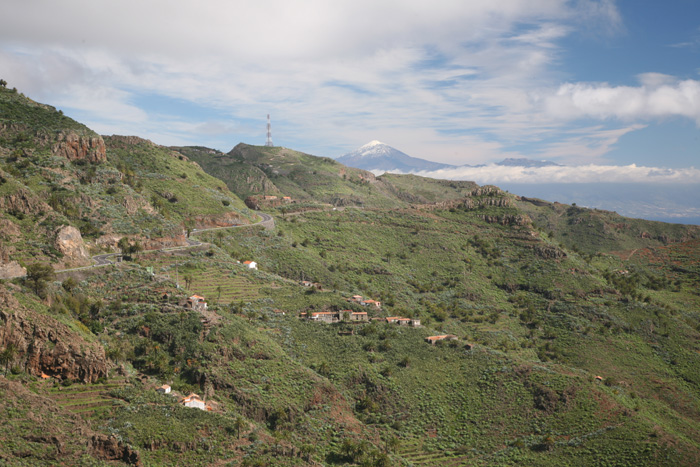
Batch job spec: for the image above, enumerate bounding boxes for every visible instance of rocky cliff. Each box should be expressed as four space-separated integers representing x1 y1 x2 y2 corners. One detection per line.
52 131 107 163
0 285 109 383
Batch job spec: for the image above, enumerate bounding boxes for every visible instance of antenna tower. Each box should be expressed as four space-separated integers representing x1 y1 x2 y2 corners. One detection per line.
265 114 273 147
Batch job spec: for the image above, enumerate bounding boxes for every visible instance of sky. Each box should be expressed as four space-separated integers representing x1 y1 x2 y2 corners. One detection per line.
1 0 699 185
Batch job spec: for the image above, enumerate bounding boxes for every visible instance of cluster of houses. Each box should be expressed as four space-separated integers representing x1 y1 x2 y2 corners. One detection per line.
156 384 213 411
300 310 422 327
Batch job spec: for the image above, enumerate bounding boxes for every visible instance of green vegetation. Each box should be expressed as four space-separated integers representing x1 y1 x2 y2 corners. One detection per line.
1 87 699 466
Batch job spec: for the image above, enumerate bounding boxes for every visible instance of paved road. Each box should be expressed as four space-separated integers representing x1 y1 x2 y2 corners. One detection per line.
189 211 274 236
56 211 273 273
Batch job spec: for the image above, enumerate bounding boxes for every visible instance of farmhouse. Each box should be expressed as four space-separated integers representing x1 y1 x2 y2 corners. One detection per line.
425 334 458 345
181 393 209 410
156 384 171 394
186 295 207 311
300 280 314 287
361 299 382 309
309 311 341 323
349 311 369 322
243 260 258 270
348 295 364 303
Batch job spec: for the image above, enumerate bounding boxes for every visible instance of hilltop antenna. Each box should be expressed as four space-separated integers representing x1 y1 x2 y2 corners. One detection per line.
265 114 273 147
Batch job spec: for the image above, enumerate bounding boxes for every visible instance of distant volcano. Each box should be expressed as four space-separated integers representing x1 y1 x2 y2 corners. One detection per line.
337 141 455 172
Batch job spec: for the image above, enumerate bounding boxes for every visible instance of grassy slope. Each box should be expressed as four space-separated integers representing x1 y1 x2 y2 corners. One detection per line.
0 87 253 269
2 88 700 466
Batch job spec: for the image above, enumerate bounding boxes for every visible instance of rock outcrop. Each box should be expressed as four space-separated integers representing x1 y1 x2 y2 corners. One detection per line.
0 187 51 215
54 225 91 266
52 132 106 163
0 285 109 382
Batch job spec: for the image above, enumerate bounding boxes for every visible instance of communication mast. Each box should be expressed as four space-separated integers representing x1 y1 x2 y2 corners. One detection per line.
265 114 273 147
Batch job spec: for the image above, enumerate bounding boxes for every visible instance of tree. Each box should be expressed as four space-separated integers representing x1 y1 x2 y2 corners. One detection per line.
25 263 55 297
216 285 223 303
0 343 18 376
0 79 7 88
386 436 400 454
183 274 193 290
233 416 246 440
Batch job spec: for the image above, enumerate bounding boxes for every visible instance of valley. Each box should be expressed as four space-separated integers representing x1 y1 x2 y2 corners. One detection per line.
1 85 700 466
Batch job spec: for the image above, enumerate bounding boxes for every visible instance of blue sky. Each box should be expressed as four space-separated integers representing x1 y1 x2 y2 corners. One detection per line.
1 0 699 177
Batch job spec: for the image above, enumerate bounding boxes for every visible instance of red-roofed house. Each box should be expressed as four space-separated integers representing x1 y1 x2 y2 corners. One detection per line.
361 299 382 309
425 335 458 345
181 393 207 410
187 295 207 311
243 260 258 270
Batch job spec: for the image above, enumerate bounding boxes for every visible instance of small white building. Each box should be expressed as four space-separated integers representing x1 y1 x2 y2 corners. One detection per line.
181 393 207 410
243 261 258 270
156 384 171 394
187 295 208 311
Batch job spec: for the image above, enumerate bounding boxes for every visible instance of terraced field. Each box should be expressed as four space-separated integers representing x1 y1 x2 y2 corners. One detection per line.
396 438 472 466
135 251 264 305
46 380 125 420
188 268 262 305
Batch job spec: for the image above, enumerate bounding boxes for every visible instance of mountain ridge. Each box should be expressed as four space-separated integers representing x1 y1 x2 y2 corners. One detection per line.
1 86 700 466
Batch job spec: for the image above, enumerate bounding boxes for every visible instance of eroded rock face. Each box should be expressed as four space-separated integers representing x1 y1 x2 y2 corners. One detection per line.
52 132 106 163
0 285 109 383
89 434 142 465
0 261 26 279
54 225 91 265
0 187 51 215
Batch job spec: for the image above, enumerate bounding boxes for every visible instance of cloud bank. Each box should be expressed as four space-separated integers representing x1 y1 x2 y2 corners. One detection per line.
401 163 700 185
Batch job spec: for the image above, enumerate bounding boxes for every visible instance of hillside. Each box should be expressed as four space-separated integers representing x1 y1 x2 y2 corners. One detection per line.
1 88 700 466
0 85 254 277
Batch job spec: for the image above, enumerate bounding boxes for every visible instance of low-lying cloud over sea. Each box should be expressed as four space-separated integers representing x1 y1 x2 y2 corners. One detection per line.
376 164 700 225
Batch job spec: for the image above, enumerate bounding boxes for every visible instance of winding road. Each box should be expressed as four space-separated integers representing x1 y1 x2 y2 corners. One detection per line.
57 211 274 273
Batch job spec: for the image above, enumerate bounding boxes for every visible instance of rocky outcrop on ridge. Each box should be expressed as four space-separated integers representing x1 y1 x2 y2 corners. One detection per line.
52 131 106 163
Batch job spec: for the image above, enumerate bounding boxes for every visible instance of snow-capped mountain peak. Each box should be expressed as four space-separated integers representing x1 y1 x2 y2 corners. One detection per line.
336 141 455 172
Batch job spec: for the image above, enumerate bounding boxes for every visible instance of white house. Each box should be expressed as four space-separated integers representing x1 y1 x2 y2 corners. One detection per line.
181 393 207 410
156 384 171 394
243 261 258 270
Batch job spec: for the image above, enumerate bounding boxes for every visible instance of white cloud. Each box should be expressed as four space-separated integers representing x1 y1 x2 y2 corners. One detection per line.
3 0 695 169
407 163 700 184
544 76 700 124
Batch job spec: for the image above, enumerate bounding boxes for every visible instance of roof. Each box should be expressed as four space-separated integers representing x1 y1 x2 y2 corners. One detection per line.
351 311 367 315
189 295 205 301
158 384 170 390
181 393 203 403
311 311 337 316
243 260 254 264
426 334 458 341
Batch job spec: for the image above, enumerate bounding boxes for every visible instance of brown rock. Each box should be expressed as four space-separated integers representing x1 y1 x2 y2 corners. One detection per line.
0 285 109 383
52 132 106 163
0 187 51 216
89 434 142 466
54 225 91 266
0 260 26 279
